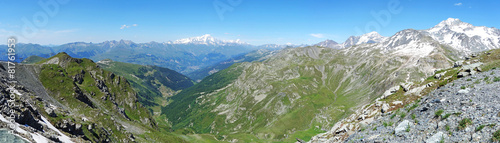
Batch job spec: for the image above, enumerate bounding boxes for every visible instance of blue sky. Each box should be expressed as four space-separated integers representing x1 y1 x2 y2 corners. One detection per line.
0 0 499 45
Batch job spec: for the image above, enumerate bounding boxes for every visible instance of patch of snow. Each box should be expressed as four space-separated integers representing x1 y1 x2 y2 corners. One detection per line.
40 116 73 143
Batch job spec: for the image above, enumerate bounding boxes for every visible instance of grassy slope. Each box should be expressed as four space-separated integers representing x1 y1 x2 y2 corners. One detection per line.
162 45 454 142
21 55 46 64
35 53 189 142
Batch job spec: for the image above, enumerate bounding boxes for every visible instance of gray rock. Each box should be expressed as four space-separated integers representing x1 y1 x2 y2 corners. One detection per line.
45 107 57 117
454 61 464 67
458 72 470 78
395 120 411 136
425 131 444 143
381 104 390 113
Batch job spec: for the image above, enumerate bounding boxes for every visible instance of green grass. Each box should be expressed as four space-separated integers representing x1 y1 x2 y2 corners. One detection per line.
458 118 472 130
407 104 418 112
494 77 500 82
390 114 397 119
435 109 444 118
475 125 486 132
400 113 406 119
442 113 451 120
492 130 500 142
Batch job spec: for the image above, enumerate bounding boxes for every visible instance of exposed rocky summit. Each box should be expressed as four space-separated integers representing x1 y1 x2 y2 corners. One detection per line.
345 69 500 142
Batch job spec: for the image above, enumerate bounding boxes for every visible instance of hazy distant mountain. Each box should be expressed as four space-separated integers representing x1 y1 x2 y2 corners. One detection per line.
170 34 249 45
314 39 341 49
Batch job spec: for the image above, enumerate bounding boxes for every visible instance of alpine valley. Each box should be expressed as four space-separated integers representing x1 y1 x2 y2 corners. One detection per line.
1 18 500 143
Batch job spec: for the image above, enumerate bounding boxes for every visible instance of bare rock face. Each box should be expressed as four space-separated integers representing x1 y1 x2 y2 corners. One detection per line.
55 119 84 136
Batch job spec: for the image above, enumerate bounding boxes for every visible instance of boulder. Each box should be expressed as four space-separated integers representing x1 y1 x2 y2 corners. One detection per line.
425 131 444 143
457 72 470 78
426 82 434 87
400 82 413 92
434 74 442 79
453 61 463 67
395 120 411 136
45 107 57 117
381 104 390 113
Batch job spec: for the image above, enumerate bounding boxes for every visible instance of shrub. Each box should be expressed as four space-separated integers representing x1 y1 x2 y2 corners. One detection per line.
400 113 406 119
445 124 450 131
442 113 451 120
383 122 388 127
492 130 500 142
488 123 497 128
435 109 444 118
460 86 466 89
390 114 397 119
494 77 500 82
407 104 418 112
405 123 410 132
476 125 485 132
458 118 472 130
411 114 416 120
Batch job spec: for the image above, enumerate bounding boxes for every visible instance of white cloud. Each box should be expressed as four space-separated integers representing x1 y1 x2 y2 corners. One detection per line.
310 33 324 38
120 24 138 29
454 3 462 6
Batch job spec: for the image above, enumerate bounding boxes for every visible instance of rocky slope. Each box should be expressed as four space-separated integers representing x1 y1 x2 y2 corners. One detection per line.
0 53 187 142
345 68 500 142
309 49 500 142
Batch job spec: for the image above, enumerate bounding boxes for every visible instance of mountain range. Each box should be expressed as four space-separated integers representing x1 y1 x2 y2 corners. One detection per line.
162 18 500 142
1 18 500 142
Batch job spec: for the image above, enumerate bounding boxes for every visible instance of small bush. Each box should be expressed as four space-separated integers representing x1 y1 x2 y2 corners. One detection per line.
411 114 416 120
445 124 450 131
407 104 418 112
488 123 497 128
373 127 377 131
400 113 406 119
388 122 394 126
405 123 410 132
492 130 500 142
458 118 472 130
494 77 500 82
467 79 472 81
383 122 388 127
435 109 444 118
442 113 451 120
390 114 397 119
476 125 486 132
460 86 466 89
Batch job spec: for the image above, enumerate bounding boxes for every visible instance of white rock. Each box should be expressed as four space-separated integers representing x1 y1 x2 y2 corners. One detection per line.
425 131 444 143
395 120 411 136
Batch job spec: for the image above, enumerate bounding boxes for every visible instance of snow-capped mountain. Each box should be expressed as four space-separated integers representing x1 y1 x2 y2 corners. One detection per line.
424 18 500 52
314 31 387 49
342 31 388 48
314 39 341 49
171 34 249 45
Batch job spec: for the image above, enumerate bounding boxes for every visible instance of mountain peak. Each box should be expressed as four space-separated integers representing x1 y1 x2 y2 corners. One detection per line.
314 39 340 49
173 34 247 45
342 31 387 48
438 18 465 26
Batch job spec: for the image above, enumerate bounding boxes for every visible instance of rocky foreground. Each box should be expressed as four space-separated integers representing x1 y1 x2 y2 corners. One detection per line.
345 69 500 142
